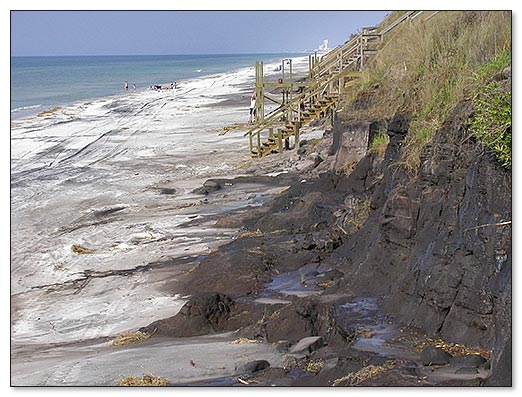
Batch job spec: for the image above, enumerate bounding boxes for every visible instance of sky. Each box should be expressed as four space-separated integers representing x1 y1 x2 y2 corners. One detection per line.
10 11 389 56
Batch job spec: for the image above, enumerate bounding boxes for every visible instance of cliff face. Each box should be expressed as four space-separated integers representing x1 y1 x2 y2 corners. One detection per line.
329 90 511 383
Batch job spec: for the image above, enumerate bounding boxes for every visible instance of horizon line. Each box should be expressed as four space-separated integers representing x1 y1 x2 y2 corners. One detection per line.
11 51 309 58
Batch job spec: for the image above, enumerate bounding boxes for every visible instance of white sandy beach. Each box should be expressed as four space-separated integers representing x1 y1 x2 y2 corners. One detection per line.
10 56 310 385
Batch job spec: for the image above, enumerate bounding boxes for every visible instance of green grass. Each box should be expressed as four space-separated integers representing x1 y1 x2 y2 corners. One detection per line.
369 130 390 156
471 82 511 167
342 11 511 174
475 49 511 81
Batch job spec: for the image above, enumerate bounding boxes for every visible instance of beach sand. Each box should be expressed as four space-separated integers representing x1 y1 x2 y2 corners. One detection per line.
10 57 310 385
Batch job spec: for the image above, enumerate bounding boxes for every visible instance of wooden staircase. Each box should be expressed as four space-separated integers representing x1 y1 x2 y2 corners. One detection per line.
244 11 427 158
251 94 338 157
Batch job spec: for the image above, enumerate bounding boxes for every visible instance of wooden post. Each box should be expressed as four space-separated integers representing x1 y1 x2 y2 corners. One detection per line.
339 49 343 95
286 90 290 122
289 59 293 105
256 131 261 158
255 62 259 122
258 62 264 124
294 123 300 150
249 132 253 154
277 129 283 153
269 127 273 139
285 137 290 150
360 35 364 70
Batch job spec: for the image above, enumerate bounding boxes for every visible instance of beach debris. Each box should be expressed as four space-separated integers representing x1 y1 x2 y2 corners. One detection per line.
302 359 325 374
52 263 65 272
183 263 201 275
117 375 168 386
316 280 335 289
228 338 260 345
415 337 491 359
37 107 62 117
355 327 375 339
332 360 400 386
299 271 307 287
236 377 252 385
71 244 96 255
111 331 150 346
221 122 251 134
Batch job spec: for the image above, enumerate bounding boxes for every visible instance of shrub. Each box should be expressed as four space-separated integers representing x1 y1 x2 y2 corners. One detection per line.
471 81 511 167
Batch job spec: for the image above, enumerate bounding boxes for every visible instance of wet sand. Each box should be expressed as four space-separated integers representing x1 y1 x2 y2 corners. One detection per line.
10 57 310 385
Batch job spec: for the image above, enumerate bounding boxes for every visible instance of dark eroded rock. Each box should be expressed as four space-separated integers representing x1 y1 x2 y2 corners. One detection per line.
455 367 480 375
420 346 452 366
139 292 254 337
237 360 270 374
449 354 487 368
289 336 324 355
192 180 221 195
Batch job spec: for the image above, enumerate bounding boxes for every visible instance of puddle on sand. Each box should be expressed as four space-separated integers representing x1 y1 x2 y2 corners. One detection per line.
335 297 406 357
264 266 322 298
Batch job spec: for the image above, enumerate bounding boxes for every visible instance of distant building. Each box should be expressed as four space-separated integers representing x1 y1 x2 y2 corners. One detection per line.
304 39 330 54
319 39 329 52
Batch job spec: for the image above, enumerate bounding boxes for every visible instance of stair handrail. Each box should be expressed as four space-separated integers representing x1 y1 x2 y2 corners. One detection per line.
244 69 346 138
312 34 362 77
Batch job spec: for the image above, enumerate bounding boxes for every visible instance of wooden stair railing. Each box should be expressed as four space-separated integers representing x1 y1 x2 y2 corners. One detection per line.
244 11 427 158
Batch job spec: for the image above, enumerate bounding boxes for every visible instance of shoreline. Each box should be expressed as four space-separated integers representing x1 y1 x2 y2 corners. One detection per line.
10 53 308 121
10 54 311 384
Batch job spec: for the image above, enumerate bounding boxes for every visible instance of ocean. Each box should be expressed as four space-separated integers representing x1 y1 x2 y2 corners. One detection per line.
10 53 304 119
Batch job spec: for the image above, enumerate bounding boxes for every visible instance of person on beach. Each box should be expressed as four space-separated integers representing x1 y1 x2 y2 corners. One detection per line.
170 81 174 90
124 81 128 92
174 81 178 89
249 93 257 123
132 83 136 91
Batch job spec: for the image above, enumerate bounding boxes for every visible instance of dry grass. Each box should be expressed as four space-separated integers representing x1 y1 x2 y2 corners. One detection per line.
339 159 358 176
117 375 168 386
183 262 201 275
234 229 264 240
71 244 96 254
316 280 335 289
52 264 65 272
332 360 400 386
344 11 511 173
355 327 375 339
228 338 260 345
302 359 325 374
37 107 62 117
344 197 371 231
234 229 286 240
415 337 491 360
111 331 151 346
